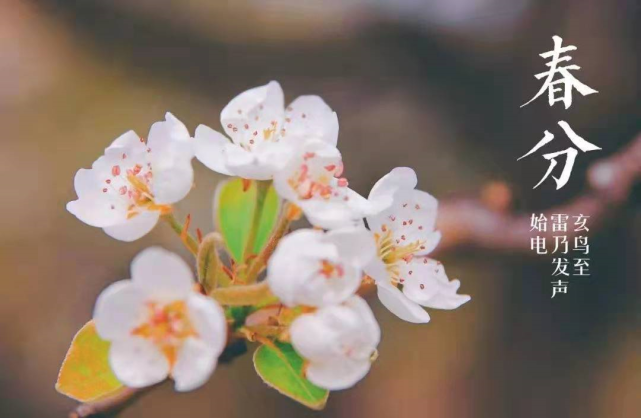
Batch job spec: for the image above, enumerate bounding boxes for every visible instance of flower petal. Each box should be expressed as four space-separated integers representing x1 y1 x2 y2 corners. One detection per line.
147 112 192 161
402 258 471 310
253 140 294 171
422 279 471 310
306 359 371 391
186 294 227 355
193 124 233 175
411 190 439 233
363 256 390 283
343 296 381 347
72 168 103 199
292 297 379 390
151 163 194 205
367 167 417 216
367 168 440 256
146 113 194 204
131 247 194 300
103 210 160 242
109 336 170 388
172 337 218 392
67 198 126 229
325 227 377 267
96 138 148 173
312 297 379 362
376 281 430 323
267 227 373 307
299 197 366 230
223 140 292 180
399 263 440 304
108 130 144 151
284 95 339 146
290 313 340 363
67 168 129 227
420 231 442 256
223 142 254 167
221 144 268 180
93 280 145 341
267 229 341 306
220 81 284 145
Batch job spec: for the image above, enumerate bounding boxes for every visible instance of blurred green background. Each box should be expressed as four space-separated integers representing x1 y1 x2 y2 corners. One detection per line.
0 1 639 417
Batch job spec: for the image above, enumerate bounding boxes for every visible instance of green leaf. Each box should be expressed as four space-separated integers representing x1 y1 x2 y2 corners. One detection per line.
56 321 123 402
215 179 280 262
253 342 329 410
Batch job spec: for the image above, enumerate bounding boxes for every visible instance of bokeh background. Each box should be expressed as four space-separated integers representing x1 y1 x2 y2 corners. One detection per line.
1 0 639 417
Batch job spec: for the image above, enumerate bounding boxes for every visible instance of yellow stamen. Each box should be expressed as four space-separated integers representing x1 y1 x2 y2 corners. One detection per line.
319 260 344 279
127 174 152 197
131 300 197 367
125 174 171 215
374 228 424 283
263 122 278 141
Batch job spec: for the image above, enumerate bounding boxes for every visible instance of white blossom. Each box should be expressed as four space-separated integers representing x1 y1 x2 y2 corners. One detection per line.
67 113 194 241
266 228 376 307
272 139 377 229
364 167 470 323
194 81 338 180
290 296 380 390
93 247 227 391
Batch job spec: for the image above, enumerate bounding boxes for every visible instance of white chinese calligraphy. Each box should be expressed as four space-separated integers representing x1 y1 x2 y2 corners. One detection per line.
529 213 592 297
551 280 569 298
521 35 598 109
518 121 601 189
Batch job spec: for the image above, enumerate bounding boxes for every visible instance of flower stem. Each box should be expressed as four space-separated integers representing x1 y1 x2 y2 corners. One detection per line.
162 212 199 255
245 202 297 283
243 180 271 262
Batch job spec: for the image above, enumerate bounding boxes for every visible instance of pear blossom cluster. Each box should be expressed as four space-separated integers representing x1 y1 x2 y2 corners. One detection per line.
63 81 470 403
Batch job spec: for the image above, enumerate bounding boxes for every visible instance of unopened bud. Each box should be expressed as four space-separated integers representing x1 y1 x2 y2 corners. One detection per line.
197 232 224 293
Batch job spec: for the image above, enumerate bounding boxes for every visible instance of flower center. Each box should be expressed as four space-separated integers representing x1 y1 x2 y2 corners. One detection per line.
262 120 279 141
230 119 285 151
318 260 344 280
102 153 171 217
132 300 197 365
287 154 348 200
374 228 423 284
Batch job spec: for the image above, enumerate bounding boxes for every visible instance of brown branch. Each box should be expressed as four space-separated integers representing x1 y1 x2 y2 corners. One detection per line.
69 387 145 418
435 133 641 255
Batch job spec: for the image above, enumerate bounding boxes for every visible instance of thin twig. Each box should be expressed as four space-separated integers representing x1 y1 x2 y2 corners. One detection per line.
242 180 271 264
69 387 145 418
244 202 297 282
162 212 200 255
435 133 641 255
